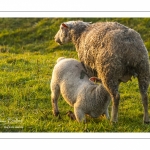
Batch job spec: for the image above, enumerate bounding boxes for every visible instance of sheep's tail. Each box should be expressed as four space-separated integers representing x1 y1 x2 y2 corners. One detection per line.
56 57 65 63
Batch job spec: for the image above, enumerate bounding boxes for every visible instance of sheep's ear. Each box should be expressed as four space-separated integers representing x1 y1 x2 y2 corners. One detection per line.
89 77 102 83
61 23 68 28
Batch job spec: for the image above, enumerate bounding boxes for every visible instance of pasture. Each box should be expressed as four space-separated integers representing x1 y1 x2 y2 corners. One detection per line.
0 18 150 132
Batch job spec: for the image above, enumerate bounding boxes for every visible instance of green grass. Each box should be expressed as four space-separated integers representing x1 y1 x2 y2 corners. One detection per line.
0 18 150 132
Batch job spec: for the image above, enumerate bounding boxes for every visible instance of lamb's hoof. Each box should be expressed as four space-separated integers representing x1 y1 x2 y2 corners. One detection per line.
54 111 60 117
101 113 105 117
101 113 110 119
53 112 61 119
66 111 76 120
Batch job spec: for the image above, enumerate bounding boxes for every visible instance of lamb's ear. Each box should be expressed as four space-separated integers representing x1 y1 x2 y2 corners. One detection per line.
61 23 68 28
89 77 102 83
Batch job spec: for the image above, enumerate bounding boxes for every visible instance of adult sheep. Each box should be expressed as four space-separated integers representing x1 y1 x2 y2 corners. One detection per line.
54 20 150 123
50 57 110 122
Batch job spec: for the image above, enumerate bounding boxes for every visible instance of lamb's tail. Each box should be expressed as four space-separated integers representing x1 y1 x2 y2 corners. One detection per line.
56 57 65 63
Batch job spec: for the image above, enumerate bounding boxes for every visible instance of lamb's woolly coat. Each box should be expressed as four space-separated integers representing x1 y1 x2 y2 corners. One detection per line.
50 57 110 122
54 21 150 123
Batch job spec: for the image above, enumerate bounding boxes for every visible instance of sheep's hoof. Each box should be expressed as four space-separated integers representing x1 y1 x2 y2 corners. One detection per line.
54 113 59 116
144 121 150 124
110 120 118 125
54 111 60 117
83 123 89 132
56 114 61 119
83 128 89 132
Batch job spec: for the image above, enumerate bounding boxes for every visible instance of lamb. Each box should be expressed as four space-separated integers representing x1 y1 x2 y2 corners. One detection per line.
54 20 150 123
50 57 110 122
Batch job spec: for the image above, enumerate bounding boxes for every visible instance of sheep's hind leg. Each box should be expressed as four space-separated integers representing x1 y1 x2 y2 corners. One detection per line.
103 79 120 123
51 84 60 117
111 92 120 123
138 77 149 124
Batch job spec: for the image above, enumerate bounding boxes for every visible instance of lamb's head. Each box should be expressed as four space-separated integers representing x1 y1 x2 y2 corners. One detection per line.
54 20 92 45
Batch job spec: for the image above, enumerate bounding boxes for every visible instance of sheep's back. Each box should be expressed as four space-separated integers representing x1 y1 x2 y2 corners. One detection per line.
77 22 149 78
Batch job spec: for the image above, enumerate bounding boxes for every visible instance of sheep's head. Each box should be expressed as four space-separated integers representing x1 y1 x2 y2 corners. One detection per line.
54 22 72 45
54 21 92 45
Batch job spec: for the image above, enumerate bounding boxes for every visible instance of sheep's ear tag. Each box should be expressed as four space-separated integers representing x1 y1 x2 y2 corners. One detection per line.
62 23 68 28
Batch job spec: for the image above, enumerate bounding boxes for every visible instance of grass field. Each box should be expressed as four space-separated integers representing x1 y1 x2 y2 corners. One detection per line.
0 18 150 132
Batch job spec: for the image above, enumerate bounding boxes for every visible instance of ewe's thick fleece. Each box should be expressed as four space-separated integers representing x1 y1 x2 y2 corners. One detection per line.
55 21 150 123
65 22 149 92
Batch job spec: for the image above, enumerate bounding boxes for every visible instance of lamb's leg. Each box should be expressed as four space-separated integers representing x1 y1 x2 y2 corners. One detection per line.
74 106 86 123
103 96 111 119
138 76 149 123
51 84 60 117
104 108 110 119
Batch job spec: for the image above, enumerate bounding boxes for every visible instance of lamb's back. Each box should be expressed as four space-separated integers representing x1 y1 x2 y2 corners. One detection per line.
52 58 90 106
